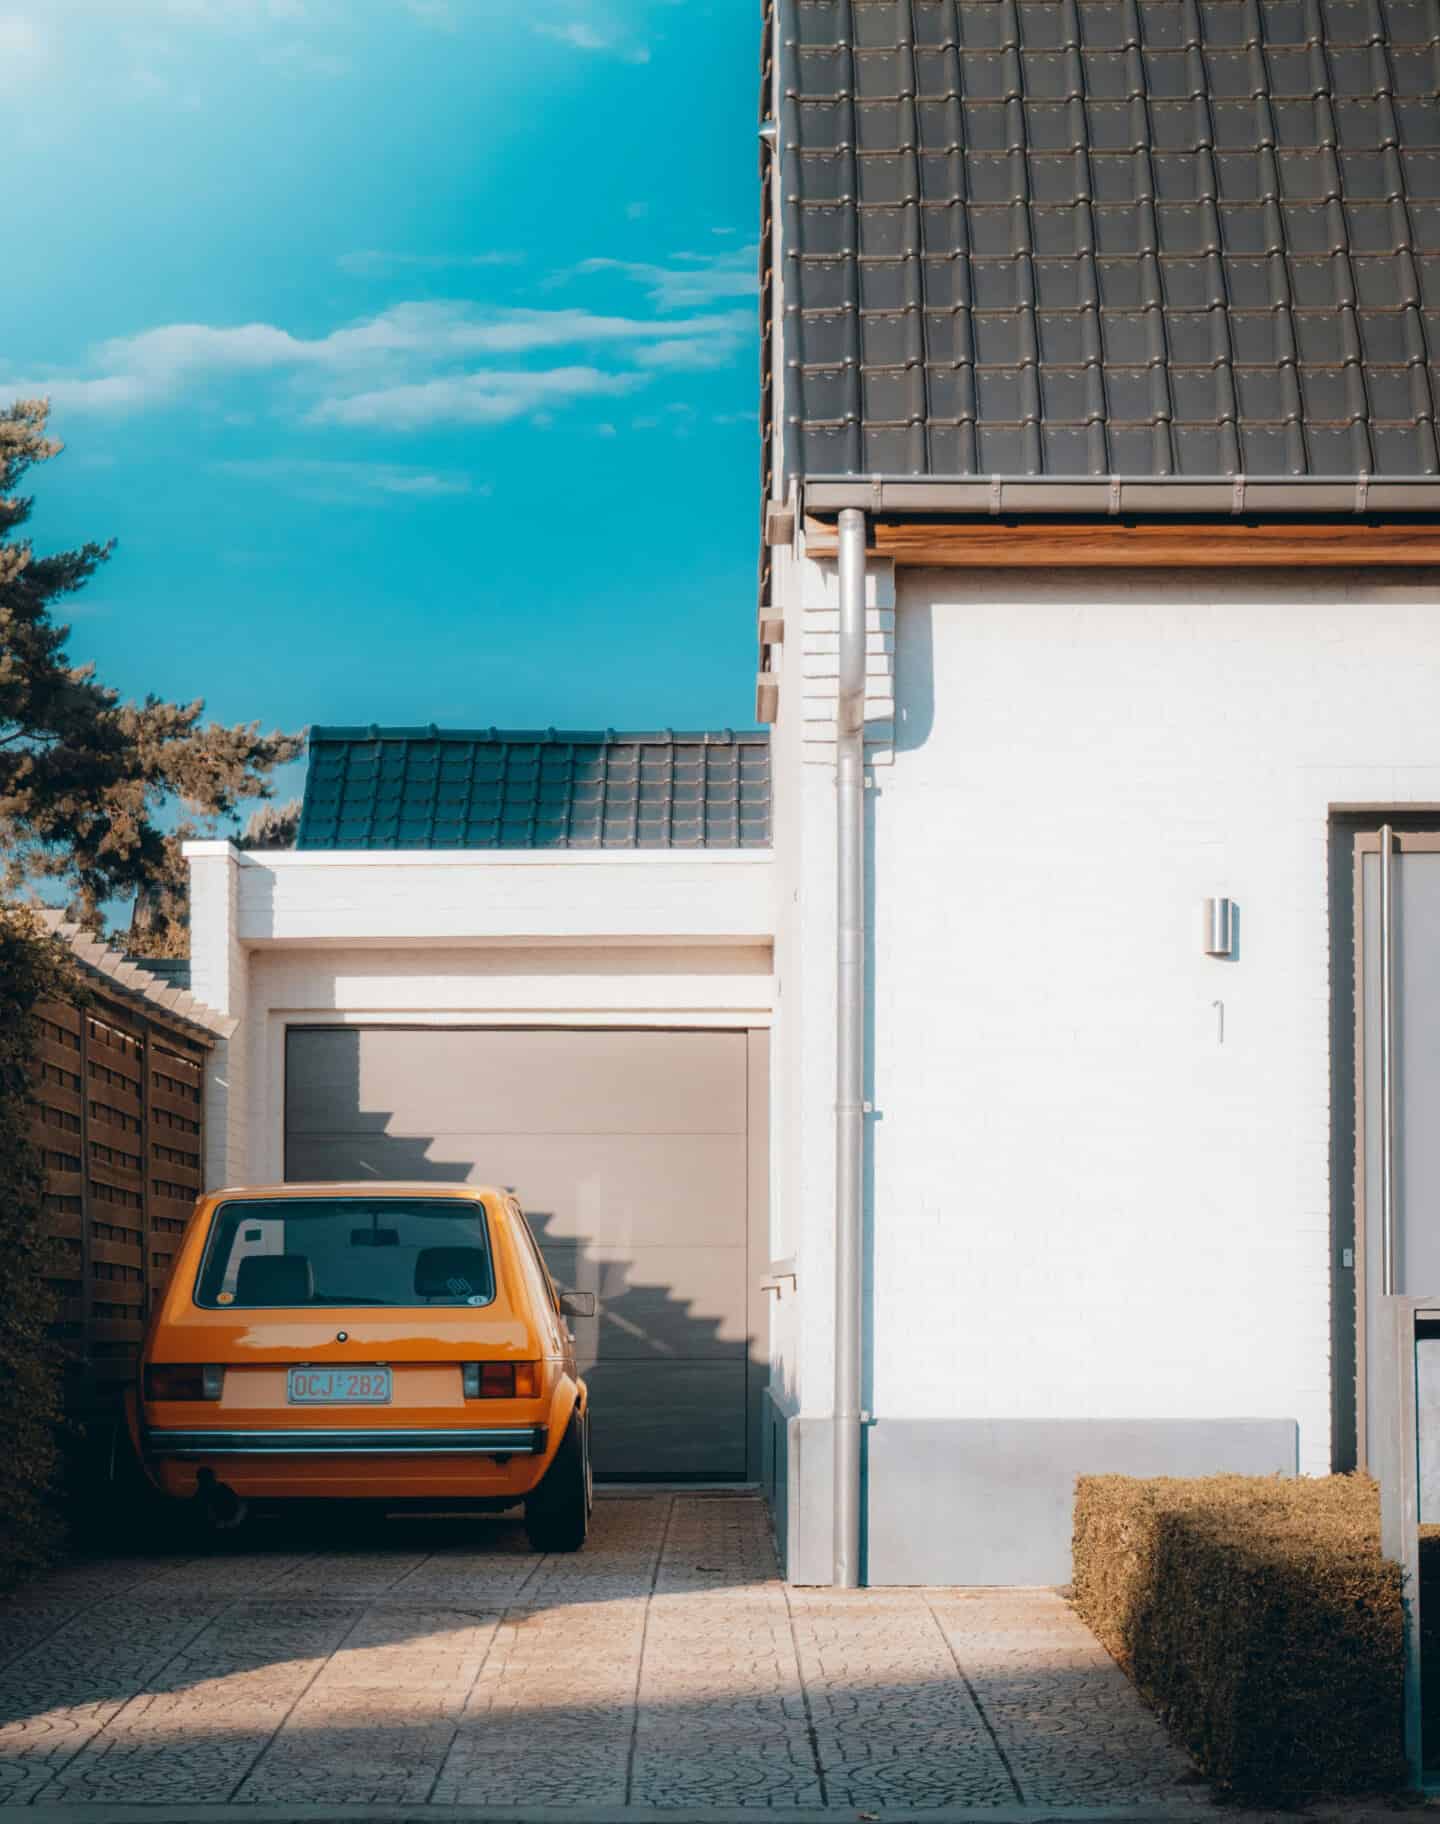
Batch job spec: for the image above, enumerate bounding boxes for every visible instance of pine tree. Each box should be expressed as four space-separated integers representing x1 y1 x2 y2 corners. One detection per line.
1 398 304 933
0 401 304 1579
241 796 302 849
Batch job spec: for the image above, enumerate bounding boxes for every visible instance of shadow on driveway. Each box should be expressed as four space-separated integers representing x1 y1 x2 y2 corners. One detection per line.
0 1492 1206 1812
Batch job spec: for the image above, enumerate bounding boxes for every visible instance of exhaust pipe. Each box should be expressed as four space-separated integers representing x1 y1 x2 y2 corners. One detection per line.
195 1467 248 1532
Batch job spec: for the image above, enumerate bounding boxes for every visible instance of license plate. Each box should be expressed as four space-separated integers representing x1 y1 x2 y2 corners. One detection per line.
287 1367 392 1405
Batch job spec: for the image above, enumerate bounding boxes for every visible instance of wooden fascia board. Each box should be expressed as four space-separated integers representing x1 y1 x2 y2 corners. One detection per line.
802 517 1440 568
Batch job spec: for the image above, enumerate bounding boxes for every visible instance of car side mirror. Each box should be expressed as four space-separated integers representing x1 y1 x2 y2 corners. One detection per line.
559 1291 596 1319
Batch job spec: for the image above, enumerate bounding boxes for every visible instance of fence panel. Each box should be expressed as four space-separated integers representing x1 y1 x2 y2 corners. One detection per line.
34 990 210 1422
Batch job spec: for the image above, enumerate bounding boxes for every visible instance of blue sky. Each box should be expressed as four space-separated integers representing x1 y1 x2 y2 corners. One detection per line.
2 0 761 812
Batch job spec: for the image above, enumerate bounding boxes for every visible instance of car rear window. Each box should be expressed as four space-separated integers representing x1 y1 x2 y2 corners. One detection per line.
195 1198 495 1309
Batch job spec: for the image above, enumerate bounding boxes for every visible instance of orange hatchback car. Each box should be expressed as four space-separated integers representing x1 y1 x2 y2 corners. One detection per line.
128 1184 594 1551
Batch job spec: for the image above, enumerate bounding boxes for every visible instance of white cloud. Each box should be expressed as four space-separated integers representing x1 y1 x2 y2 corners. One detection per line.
433 306 749 355
0 0 416 67
15 279 750 431
0 13 44 85
338 249 523 277
3 376 149 412
538 20 605 49
535 20 649 62
310 366 638 429
572 246 758 311
213 457 477 501
138 0 319 21
0 14 37 51
262 39 350 77
94 321 318 383
76 302 750 405
633 338 736 371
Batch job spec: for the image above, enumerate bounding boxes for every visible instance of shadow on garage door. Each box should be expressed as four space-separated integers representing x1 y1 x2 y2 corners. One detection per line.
283 1025 770 1483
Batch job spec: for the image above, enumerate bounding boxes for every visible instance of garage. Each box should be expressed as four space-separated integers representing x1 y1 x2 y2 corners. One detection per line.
283 1025 768 1481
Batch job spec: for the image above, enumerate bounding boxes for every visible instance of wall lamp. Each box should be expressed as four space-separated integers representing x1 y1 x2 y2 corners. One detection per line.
1203 897 1236 958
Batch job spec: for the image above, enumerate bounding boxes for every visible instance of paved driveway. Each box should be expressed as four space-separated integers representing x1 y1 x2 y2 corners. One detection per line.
0 1491 1205 1814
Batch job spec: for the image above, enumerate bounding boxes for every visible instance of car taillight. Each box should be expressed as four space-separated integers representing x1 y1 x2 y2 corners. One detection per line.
462 1362 540 1399
145 1364 225 1401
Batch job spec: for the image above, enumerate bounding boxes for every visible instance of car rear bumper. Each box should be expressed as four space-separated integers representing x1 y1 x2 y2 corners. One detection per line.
144 1425 547 1458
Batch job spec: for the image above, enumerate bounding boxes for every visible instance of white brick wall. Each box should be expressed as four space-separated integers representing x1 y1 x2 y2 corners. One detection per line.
796 555 897 765
186 843 251 1189
772 554 1440 1478
769 542 843 1416
235 850 774 945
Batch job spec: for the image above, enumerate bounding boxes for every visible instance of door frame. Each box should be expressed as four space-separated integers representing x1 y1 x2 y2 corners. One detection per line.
1352 827 1440 1468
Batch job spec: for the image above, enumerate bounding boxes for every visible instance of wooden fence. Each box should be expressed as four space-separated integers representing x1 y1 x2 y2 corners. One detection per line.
33 989 211 1419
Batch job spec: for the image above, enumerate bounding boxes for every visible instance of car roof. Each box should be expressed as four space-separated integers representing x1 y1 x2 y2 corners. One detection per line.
205 1182 511 1202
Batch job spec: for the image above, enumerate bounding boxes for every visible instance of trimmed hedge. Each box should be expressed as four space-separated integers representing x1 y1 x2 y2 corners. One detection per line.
1073 1474 1406 1801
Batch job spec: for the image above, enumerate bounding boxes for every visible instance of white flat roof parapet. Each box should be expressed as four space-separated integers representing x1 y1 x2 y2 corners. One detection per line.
182 839 243 859
231 847 776 946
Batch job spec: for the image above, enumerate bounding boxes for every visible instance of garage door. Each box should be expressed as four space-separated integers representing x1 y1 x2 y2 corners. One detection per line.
283 1027 767 1480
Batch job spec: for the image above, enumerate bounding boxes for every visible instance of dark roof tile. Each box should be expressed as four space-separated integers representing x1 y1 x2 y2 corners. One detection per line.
297 728 772 851
775 0 1440 482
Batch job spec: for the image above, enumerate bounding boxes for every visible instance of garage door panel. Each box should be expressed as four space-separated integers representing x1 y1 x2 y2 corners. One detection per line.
282 1029 377 1137
286 1134 464 1186
583 1363 747 1477
547 1244 747 1361
286 1028 746 1137
284 1025 758 1481
285 1131 746 1251
486 1136 746 1249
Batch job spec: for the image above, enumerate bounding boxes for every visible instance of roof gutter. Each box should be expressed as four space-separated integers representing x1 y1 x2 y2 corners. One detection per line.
803 476 1440 517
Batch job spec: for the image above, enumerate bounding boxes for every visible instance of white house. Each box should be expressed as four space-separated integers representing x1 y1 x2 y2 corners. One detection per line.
753 0 1440 1586
187 0 1440 1585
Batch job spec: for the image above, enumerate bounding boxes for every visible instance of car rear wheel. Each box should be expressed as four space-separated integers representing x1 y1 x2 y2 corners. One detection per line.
524 1410 589 1553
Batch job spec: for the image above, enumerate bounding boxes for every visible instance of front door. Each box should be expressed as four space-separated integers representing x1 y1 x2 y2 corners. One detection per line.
1356 829 1440 1463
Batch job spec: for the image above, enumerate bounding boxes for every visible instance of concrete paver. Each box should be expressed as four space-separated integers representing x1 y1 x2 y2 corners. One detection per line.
0 1492 1203 1812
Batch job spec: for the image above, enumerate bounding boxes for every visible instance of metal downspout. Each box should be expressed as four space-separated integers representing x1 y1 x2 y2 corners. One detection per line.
834 505 866 1588
1380 823 1397 1295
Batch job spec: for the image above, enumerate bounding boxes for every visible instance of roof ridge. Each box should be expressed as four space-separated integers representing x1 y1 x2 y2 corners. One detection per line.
308 725 771 745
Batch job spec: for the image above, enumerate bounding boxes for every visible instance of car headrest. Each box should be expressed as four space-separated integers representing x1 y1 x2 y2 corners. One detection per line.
414 1247 492 1301
234 1254 315 1306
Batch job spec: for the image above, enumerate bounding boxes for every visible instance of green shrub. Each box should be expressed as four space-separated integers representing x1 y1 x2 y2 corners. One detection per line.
0 906 76 1588
1073 1473 1406 1801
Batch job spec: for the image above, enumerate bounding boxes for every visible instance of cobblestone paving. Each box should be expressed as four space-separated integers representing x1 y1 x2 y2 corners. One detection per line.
0 1492 1204 1810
